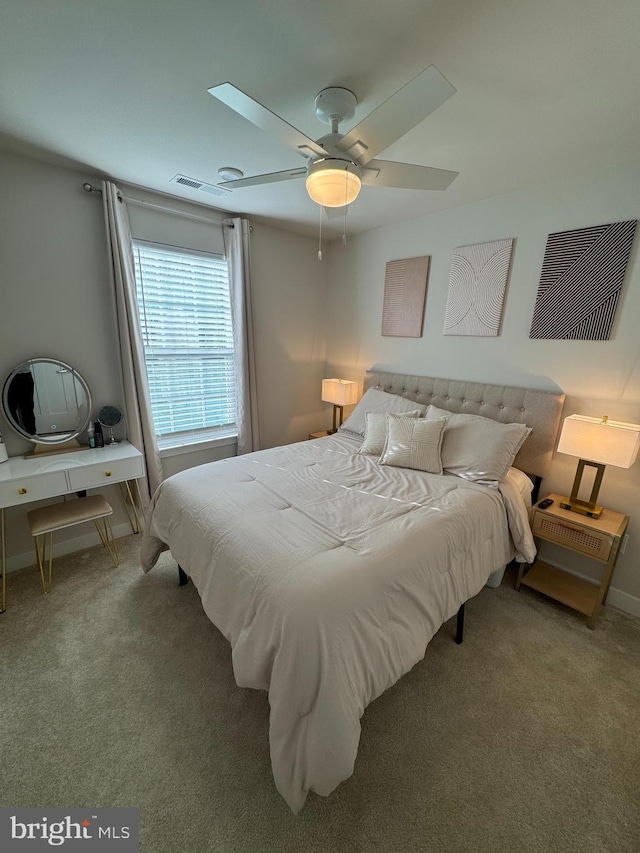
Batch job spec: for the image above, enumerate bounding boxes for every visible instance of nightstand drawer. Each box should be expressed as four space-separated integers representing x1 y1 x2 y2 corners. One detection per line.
532 511 613 561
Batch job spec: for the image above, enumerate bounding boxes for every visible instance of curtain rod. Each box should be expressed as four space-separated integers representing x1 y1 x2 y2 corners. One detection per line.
82 183 234 227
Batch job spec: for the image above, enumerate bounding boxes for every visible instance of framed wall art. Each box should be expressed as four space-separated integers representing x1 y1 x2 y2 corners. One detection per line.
530 220 637 340
443 238 514 337
381 256 430 338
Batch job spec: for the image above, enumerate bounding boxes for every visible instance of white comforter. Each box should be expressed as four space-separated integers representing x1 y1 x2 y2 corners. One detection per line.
141 433 535 812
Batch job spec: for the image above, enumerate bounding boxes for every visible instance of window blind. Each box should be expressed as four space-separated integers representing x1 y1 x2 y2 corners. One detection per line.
132 241 236 441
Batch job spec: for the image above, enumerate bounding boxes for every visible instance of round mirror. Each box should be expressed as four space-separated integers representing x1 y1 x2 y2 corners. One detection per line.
97 405 123 445
2 358 92 445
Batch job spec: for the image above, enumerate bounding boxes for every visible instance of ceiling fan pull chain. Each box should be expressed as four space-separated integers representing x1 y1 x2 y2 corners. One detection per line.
342 171 348 247
318 204 323 261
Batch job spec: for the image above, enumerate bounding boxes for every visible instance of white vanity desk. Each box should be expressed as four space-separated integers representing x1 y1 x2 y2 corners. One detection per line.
0 442 144 612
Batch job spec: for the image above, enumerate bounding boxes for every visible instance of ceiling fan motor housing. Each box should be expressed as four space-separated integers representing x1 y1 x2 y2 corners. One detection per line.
314 87 357 126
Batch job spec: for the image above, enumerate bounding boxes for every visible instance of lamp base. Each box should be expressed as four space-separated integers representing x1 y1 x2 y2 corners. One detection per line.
561 458 606 519
558 496 604 519
332 404 344 434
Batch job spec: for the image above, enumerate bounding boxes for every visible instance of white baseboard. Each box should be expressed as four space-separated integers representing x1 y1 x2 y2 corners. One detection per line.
604 587 640 620
4 522 136 574
549 563 640 620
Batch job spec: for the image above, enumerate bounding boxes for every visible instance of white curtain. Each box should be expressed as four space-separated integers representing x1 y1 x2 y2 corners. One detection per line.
223 217 261 455
102 181 163 501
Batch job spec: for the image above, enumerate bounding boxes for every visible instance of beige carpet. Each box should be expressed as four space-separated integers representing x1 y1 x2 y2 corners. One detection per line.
1 535 639 853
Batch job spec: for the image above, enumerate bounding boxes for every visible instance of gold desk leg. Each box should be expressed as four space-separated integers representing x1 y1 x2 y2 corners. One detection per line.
119 480 144 535
1 508 5 613
134 480 144 526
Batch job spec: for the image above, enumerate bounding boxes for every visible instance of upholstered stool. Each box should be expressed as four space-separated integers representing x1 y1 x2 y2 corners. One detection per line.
27 495 119 594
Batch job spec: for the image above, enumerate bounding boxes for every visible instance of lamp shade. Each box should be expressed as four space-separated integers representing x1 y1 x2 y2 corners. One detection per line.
306 160 362 207
321 378 358 407
557 415 640 468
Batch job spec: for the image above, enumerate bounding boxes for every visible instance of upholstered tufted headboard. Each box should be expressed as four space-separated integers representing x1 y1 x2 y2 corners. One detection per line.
364 371 565 480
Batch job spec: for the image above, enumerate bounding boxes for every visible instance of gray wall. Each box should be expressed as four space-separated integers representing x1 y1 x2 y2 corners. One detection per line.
324 161 640 615
250 223 328 449
0 149 327 569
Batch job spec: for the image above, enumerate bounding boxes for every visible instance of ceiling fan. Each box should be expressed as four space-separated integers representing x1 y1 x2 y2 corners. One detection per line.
207 65 458 210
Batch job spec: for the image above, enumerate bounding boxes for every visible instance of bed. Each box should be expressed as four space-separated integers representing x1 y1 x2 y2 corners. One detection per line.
140 370 565 812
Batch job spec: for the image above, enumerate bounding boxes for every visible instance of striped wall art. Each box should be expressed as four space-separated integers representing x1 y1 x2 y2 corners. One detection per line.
381 256 430 338
443 238 514 336
529 220 637 340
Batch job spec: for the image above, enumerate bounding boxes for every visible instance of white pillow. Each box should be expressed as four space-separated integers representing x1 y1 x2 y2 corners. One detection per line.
340 387 427 438
357 409 422 456
379 414 448 474
503 467 534 503
424 405 531 486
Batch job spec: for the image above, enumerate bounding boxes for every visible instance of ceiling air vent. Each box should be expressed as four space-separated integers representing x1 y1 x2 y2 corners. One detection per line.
169 174 231 198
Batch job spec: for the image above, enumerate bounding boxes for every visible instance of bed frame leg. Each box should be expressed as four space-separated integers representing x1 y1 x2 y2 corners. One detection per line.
455 603 465 644
178 565 188 586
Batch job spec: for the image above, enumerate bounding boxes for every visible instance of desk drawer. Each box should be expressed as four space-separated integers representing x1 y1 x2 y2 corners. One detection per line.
532 511 613 562
0 471 69 508
68 456 144 491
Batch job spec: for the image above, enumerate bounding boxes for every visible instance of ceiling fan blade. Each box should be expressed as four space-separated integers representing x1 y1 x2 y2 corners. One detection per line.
218 168 306 190
208 83 326 160
361 160 459 191
336 66 455 165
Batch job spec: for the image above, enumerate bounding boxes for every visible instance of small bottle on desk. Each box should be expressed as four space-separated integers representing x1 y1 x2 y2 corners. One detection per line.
87 422 96 448
94 421 104 448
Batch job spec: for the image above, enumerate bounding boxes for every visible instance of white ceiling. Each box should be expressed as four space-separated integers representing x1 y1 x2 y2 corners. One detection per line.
1 0 639 239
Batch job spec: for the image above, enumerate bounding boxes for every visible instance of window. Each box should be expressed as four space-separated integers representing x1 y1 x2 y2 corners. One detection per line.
132 241 236 448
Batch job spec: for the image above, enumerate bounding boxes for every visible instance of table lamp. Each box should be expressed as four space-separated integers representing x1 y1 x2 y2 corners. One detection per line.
556 414 640 518
322 378 358 433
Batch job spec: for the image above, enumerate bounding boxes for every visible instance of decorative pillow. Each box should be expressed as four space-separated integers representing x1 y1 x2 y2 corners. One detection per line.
340 388 427 437
424 405 531 486
357 409 422 456
379 414 448 474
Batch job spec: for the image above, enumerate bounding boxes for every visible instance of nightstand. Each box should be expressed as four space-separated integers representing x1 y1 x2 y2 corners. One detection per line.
308 430 330 440
516 493 629 629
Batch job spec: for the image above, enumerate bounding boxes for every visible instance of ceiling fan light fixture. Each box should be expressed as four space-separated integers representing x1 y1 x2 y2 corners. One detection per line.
306 159 361 207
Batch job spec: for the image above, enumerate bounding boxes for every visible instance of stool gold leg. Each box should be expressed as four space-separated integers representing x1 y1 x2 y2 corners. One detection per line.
95 517 119 567
34 535 48 594
93 518 108 549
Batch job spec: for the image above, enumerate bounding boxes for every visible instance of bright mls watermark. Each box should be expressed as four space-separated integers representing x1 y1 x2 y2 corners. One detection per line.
0 809 138 851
